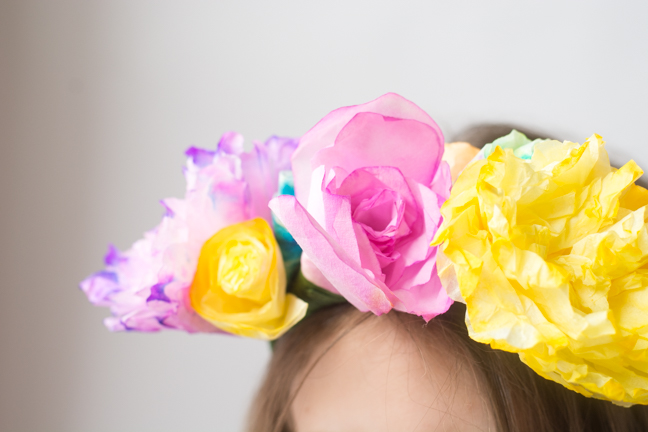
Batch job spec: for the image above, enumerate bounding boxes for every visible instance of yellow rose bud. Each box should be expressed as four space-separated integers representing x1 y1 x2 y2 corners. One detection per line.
190 218 308 340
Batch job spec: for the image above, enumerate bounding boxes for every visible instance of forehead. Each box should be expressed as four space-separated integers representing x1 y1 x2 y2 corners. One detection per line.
290 315 494 432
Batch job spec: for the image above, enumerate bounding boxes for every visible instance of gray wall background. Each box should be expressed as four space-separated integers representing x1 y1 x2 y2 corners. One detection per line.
1 1 647 431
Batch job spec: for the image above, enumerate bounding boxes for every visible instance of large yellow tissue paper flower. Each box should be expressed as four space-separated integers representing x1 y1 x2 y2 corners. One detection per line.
433 135 648 405
190 218 307 340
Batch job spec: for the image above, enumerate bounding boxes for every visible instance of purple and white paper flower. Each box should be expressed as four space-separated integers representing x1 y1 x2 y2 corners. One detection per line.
81 133 298 332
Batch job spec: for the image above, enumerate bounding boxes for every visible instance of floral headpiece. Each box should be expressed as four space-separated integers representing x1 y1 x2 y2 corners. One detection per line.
82 94 648 406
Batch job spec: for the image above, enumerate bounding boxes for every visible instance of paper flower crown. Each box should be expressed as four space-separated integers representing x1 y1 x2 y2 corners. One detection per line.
82 94 648 406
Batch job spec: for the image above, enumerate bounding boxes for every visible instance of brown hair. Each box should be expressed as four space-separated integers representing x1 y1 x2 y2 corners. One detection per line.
247 125 648 432
248 303 648 432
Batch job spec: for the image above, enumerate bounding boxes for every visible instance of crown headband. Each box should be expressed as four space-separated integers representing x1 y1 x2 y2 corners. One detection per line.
81 94 648 406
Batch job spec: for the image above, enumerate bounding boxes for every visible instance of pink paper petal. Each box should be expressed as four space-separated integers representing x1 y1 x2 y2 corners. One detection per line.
320 188 383 281
429 160 452 201
217 131 244 155
391 269 452 322
292 93 444 204
269 195 393 314
313 112 442 189
392 179 443 267
300 255 340 294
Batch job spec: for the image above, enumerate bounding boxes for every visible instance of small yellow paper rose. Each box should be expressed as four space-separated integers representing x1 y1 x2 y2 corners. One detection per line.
434 134 648 405
190 218 307 340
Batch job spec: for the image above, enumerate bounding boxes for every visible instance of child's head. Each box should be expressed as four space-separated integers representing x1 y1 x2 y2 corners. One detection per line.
249 302 648 432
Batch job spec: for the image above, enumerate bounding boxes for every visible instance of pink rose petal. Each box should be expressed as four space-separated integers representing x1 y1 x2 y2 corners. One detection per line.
293 93 443 204
314 112 442 188
270 195 393 314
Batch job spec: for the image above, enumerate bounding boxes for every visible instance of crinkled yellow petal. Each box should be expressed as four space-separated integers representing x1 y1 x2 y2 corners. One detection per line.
208 293 308 340
433 134 648 405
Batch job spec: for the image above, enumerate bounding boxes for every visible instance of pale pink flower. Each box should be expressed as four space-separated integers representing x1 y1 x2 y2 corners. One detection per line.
270 94 453 320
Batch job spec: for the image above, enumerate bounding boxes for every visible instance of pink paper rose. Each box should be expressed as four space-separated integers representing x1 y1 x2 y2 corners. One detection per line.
270 93 453 320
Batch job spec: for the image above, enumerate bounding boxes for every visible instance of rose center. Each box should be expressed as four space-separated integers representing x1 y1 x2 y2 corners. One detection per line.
211 237 270 301
353 189 406 240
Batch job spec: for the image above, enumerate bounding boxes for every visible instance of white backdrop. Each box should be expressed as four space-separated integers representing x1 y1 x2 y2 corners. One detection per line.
1 1 647 431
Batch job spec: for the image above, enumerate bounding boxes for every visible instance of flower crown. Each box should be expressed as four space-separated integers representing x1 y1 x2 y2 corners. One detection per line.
81 94 648 406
